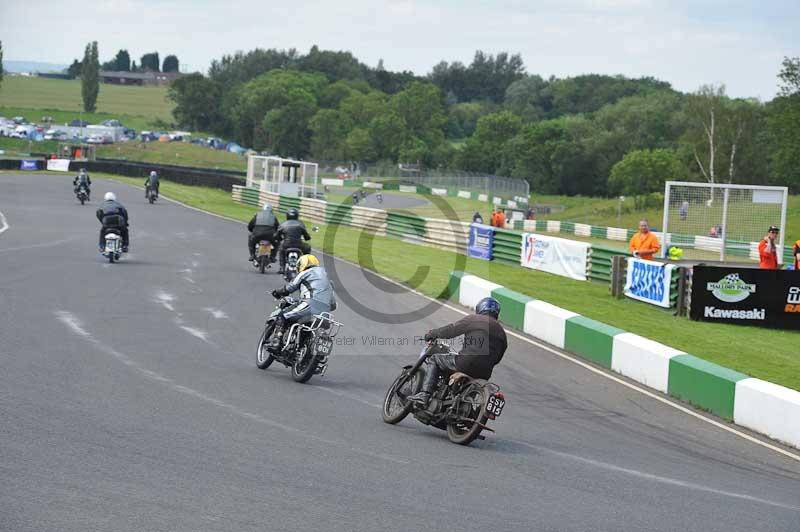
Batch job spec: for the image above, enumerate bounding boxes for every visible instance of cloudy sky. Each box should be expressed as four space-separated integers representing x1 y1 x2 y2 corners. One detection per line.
1 0 797 99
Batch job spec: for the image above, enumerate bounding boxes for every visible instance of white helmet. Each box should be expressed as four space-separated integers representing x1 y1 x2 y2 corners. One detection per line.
104 192 116 201
150 171 157 178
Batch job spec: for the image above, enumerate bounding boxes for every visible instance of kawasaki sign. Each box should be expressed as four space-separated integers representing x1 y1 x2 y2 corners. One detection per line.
690 266 800 330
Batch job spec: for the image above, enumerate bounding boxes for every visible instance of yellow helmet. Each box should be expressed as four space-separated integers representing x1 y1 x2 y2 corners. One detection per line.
296 254 320 272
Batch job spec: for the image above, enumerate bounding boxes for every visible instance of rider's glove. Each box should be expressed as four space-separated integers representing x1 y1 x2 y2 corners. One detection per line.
424 330 436 342
271 289 281 299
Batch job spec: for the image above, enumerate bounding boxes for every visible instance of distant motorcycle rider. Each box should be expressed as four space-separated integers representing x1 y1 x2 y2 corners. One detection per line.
275 208 311 274
410 297 507 406
247 203 280 262
269 254 336 348
73 168 92 199
144 170 160 199
96 192 130 252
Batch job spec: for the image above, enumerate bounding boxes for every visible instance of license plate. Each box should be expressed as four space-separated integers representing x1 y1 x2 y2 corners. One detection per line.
486 394 505 417
315 337 333 356
258 243 270 255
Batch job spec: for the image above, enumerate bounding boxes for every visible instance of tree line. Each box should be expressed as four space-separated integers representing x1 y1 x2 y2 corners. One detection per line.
67 49 180 78
166 46 800 194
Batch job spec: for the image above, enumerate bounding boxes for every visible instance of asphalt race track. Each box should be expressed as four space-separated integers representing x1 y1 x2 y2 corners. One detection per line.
1 173 799 532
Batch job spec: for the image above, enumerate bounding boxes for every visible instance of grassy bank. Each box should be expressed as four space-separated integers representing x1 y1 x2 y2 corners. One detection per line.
96 142 246 171
97 173 800 391
0 76 173 123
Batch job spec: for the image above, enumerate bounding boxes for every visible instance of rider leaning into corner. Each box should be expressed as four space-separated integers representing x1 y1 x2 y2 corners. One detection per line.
269 254 337 348
410 297 508 406
247 203 280 262
275 208 311 274
96 192 130 252
73 168 92 199
144 170 160 198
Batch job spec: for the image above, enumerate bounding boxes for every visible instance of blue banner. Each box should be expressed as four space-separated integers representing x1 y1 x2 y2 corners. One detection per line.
468 223 494 261
19 160 39 171
624 258 675 308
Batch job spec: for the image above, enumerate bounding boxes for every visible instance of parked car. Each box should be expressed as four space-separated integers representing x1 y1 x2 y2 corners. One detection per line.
86 135 105 144
101 119 122 127
44 129 68 140
11 125 35 139
69 119 89 127
12 116 27 125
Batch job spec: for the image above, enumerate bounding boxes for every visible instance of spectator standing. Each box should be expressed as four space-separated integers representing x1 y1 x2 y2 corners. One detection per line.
494 208 506 229
758 225 780 270
679 201 689 221
794 238 800 270
629 219 661 260
525 206 536 220
472 211 484 224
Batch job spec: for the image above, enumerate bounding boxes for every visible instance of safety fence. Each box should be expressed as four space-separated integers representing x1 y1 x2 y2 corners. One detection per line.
233 185 625 289
514 218 795 265
320 177 527 210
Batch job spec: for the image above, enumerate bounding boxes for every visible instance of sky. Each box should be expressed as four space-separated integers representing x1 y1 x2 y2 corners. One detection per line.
1 0 797 100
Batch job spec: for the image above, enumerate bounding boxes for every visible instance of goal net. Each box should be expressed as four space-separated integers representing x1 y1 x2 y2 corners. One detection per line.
247 156 319 198
662 181 788 263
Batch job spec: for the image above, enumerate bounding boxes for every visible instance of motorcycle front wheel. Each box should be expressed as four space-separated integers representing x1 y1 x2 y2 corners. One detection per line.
256 325 275 369
291 338 318 383
447 383 489 446
381 368 421 424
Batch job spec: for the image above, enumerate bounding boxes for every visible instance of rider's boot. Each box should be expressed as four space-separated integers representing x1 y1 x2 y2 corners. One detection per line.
409 364 439 406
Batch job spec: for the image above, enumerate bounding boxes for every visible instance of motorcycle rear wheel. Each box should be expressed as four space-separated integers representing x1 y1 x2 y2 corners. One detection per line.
256 325 275 369
447 384 489 446
291 338 318 383
382 368 421 424
259 257 266 274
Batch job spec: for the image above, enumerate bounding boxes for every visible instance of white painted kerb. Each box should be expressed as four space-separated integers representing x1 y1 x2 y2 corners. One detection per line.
612 333 684 393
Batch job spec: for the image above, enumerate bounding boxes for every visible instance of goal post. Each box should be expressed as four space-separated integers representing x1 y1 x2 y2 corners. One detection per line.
247 155 319 198
661 181 788 263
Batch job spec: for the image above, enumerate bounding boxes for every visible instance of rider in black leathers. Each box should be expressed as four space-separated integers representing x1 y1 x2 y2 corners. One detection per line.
73 168 92 200
275 208 311 274
410 297 507 406
96 192 130 252
247 204 280 262
144 170 160 199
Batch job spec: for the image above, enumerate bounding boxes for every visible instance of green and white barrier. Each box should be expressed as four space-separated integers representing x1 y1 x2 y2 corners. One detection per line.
478 193 489 202
399 185 418 193
457 190 472 199
431 187 448 196
448 271 800 448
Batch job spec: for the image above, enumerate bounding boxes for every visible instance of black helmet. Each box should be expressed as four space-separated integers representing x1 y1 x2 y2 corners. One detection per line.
475 297 501 319
286 208 299 220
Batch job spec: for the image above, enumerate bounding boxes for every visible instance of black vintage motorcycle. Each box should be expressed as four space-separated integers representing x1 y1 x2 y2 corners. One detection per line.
382 340 506 445
76 184 89 205
256 296 342 383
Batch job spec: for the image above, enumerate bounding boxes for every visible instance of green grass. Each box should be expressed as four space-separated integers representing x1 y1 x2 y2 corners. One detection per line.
0 137 59 155
0 76 173 125
95 142 247 171
95 173 800 391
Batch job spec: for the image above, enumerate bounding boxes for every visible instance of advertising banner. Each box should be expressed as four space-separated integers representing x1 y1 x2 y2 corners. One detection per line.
690 265 800 330
520 232 589 281
467 224 494 261
19 160 39 170
624 258 675 308
46 159 71 172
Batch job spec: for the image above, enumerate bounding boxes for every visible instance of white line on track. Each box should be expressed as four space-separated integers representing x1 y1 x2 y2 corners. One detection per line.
109 179 800 463
0 210 8 235
510 439 800 512
55 310 407 465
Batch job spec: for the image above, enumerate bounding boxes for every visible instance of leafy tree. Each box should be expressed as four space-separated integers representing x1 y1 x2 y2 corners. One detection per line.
504 75 551 122
130 60 137 72
299 45 363 81
162 55 179 73
457 111 523 172
368 112 407 161
446 101 492 138
115 49 131 71
81 42 100 113
309 109 353 160
262 88 318 156
429 51 525 103
608 149 686 197
345 128 376 161
339 90 388 127
66 59 82 79
778 56 800 96
168 73 223 131
390 81 446 139
140 52 160 72
319 80 363 109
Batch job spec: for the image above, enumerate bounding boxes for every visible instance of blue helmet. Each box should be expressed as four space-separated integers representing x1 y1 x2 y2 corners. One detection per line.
476 297 501 319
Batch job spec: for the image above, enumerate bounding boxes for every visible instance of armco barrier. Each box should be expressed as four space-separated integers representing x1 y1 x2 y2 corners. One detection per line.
492 228 522 265
587 244 621 283
447 271 800 447
386 212 426 241
424 219 469 253
325 203 353 226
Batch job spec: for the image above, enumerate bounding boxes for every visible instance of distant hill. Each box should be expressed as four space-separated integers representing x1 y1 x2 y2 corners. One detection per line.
4 61 68 73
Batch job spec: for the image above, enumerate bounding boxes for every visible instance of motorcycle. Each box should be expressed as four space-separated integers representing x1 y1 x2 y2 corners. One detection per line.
376 192 383 204
147 186 158 204
102 230 123 263
256 296 343 383
253 240 273 274
76 185 89 205
382 340 506 446
283 247 302 281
